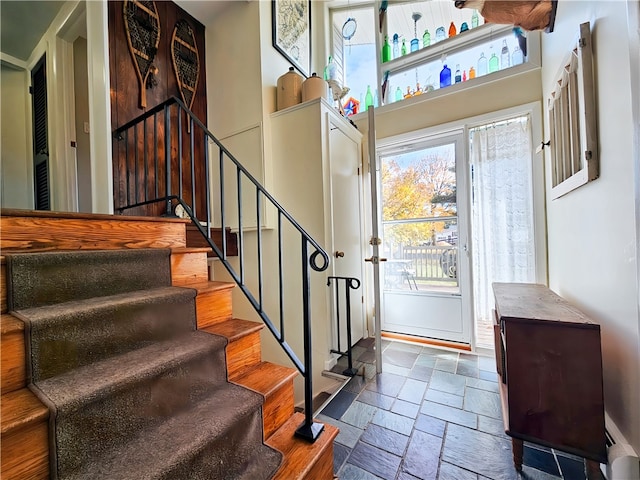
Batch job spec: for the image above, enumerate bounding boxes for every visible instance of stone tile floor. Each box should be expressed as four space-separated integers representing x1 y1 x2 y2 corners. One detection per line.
319 337 601 480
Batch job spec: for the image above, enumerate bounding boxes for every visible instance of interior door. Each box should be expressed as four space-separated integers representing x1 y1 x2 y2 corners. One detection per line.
378 131 472 344
328 118 366 349
31 54 50 210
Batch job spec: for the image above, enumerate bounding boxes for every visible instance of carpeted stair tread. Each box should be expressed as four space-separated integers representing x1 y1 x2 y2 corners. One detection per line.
17 286 198 381
10 247 284 479
66 383 282 480
37 331 227 409
6 249 172 310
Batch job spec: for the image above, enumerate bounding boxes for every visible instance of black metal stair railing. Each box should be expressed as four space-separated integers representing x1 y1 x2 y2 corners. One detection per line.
113 96 328 442
327 276 361 377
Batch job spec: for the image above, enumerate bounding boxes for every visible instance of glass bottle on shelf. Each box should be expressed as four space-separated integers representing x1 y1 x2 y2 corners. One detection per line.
414 82 422 95
423 29 431 47
463 70 467 81
435 27 445 43
500 40 510 69
411 37 419 53
512 45 524 65
404 86 413 99
440 64 451 88
382 35 391 63
454 64 461 83
477 52 487 76
471 10 479 28
395 86 403 102
393 33 400 59
365 85 374 110
488 48 500 73
401 38 408 56
448 21 457 37
460 22 469 33
469 66 476 79
323 55 336 81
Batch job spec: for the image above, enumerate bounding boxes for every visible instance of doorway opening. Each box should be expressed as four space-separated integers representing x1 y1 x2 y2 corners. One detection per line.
378 131 472 345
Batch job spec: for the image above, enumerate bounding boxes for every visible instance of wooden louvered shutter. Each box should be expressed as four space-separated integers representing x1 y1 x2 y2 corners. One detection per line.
31 55 50 210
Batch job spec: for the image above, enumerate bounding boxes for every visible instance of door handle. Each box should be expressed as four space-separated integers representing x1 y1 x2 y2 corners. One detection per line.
335 251 345 258
364 256 387 264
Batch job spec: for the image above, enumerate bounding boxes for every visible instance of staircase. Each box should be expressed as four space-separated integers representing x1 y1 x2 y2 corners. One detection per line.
0 209 338 480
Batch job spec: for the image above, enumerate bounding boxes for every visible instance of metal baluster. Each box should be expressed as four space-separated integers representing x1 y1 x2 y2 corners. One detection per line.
164 105 171 216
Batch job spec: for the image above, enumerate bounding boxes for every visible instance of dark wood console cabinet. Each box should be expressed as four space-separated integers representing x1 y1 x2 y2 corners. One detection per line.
493 283 606 478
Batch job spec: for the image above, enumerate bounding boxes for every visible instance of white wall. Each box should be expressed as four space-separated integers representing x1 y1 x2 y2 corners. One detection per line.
541 1 640 455
206 1 340 403
1 65 32 209
73 37 92 213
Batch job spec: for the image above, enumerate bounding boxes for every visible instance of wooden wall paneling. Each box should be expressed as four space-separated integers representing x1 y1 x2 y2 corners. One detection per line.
109 1 208 219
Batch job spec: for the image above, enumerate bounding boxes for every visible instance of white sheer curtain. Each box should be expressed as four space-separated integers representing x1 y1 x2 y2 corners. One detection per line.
470 116 536 346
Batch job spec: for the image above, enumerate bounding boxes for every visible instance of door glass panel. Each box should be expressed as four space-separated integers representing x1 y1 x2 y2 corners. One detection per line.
380 142 458 293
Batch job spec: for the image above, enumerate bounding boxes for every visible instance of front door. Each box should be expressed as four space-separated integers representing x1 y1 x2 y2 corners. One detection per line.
378 132 472 344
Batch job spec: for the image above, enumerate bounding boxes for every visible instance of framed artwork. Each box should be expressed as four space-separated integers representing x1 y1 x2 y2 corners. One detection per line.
272 0 311 78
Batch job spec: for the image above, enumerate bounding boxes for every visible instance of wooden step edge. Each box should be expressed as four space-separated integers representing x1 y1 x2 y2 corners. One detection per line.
0 208 190 223
201 318 264 342
180 280 235 293
1 313 24 335
0 388 49 436
267 412 339 480
170 246 212 254
232 361 298 399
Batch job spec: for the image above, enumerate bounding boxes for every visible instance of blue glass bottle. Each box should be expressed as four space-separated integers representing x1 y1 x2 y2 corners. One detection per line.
435 26 445 43
454 64 462 83
411 37 419 52
440 64 451 88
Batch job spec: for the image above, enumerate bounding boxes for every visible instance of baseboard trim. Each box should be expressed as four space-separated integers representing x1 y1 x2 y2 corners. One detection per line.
605 412 640 480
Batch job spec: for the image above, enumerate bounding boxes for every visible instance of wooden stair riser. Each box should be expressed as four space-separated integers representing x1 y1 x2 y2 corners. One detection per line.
226 331 262 380
185 224 238 257
262 381 295 439
0 420 49 480
170 249 210 286
231 362 298 440
305 443 335 480
1 261 7 314
1 315 26 394
0 211 188 253
196 288 233 328
267 412 339 480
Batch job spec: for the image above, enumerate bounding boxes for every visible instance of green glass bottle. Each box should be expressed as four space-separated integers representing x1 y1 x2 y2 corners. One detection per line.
488 50 499 73
382 35 391 63
395 86 403 102
401 38 407 56
422 29 431 47
471 10 479 28
365 85 374 110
